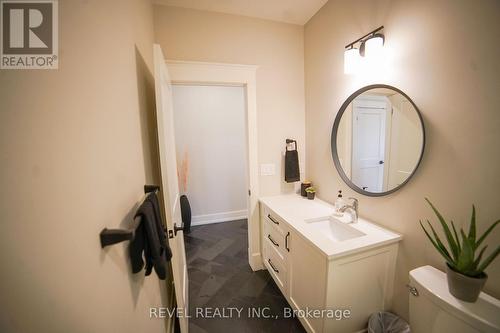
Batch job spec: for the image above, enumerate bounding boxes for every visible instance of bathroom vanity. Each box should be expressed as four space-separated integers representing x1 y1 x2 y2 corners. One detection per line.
259 194 402 333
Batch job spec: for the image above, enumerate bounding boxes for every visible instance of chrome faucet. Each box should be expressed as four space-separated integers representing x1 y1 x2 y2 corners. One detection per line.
339 197 359 223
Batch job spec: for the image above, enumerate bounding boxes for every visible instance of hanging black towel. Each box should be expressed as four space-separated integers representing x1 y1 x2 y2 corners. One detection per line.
148 192 171 262
130 192 172 280
285 139 300 183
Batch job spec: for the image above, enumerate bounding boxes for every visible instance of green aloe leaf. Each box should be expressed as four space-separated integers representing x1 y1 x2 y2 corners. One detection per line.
472 245 488 270
468 205 476 243
476 220 500 249
456 229 474 272
477 245 500 272
450 220 461 253
426 220 453 261
425 198 459 260
420 221 454 266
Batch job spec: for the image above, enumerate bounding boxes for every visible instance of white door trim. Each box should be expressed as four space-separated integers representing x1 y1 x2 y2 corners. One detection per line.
166 60 263 271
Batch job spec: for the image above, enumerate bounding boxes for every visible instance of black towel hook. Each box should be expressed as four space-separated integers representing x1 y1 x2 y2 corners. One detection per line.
99 185 160 248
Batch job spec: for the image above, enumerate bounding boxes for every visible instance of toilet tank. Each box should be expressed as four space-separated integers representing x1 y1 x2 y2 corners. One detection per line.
409 266 500 333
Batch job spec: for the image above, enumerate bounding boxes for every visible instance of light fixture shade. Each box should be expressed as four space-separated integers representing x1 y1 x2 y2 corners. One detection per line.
344 47 360 75
364 34 384 59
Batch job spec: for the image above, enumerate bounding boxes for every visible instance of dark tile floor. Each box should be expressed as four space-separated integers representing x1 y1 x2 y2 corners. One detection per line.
184 219 306 333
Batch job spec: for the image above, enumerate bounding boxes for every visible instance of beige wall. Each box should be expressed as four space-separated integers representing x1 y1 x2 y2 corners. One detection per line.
305 0 500 320
153 5 306 196
0 1 171 332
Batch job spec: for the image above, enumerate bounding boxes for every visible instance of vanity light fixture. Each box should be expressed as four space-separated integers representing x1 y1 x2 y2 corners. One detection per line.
344 26 385 74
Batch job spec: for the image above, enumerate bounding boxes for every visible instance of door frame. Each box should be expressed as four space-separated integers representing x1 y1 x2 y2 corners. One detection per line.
166 60 263 271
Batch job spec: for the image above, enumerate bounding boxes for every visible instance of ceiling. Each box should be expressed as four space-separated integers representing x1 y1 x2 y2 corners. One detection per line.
152 0 328 25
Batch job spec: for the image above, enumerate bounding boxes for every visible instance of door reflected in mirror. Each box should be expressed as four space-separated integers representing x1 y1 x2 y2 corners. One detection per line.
332 85 425 196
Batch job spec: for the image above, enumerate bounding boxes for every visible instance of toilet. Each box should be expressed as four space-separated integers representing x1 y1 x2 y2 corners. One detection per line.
409 266 500 333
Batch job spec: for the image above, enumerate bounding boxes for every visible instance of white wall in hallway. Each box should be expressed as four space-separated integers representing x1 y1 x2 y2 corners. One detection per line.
172 85 248 224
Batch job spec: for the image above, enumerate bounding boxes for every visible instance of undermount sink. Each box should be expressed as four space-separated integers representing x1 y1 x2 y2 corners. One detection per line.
305 216 366 242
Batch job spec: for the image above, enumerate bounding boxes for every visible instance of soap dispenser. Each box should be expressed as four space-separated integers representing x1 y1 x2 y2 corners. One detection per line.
334 190 345 216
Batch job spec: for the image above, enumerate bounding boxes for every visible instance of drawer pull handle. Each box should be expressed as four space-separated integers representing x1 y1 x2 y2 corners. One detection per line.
268 214 279 225
268 259 279 273
268 234 279 247
285 232 290 252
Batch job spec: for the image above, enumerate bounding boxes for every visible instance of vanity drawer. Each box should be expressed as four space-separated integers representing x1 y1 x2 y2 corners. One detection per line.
264 240 287 292
262 205 285 233
264 220 290 258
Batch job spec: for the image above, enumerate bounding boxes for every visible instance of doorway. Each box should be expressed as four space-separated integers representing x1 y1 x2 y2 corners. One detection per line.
167 60 262 271
172 84 248 226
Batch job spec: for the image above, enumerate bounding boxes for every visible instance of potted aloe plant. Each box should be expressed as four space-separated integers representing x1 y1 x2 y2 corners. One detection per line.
420 198 500 302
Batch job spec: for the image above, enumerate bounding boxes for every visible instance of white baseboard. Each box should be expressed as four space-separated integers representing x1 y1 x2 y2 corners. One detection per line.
191 209 248 226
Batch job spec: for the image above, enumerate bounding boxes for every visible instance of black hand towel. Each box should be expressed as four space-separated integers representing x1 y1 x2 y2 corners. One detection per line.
148 192 172 262
130 221 146 274
285 142 300 183
129 192 172 280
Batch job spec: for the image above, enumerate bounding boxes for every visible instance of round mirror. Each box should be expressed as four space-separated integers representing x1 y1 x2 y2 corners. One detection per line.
331 84 425 196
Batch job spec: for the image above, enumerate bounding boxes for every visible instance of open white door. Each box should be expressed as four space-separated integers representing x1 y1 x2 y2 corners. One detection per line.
351 98 387 192
153 44 188 333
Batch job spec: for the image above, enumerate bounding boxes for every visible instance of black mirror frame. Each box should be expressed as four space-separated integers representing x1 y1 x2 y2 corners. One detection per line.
331 84 426 197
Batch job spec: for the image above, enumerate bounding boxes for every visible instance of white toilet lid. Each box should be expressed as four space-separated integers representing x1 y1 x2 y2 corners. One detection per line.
410 266 500 332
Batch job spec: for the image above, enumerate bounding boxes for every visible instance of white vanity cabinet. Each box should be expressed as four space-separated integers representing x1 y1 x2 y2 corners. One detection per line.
262 208 290 292
260 196 401 333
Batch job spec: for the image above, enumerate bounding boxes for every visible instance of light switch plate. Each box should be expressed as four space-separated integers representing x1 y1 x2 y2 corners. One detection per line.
260 163 276 176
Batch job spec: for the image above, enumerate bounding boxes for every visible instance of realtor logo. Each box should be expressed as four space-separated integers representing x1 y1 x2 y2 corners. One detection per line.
1 0 58 69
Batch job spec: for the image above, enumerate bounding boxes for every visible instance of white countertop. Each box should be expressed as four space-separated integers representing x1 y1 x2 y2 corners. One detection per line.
259 194 402 259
